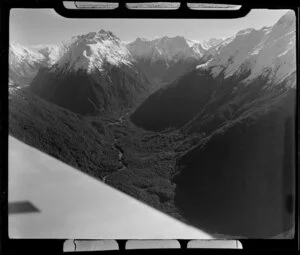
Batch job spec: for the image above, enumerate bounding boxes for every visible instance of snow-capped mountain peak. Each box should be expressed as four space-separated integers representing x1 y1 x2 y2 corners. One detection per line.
9 43 47 87
200 38 224 50
9 42 45 66
26 44 61 66
127 35 223 62
196 10 296 88
54 29 134 73
9 10 295 91
236 28 256 36
244 13 296 86
198 27 266 78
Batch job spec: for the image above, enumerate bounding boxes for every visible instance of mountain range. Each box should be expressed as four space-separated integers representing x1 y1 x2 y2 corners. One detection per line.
127 36 223 87
9 10 296 238
131 10 296 132
10 32 224 115
10 34 223 83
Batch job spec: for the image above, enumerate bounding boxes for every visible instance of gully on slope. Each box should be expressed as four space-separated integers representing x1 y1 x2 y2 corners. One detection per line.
102 113 129 183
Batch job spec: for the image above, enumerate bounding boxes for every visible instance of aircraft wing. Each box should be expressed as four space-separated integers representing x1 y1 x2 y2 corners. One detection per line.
8 135 212 239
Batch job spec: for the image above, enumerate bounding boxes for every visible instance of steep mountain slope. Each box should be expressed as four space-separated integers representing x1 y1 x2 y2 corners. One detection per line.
200 11 296 83
155 10 295 238
131 11 296 133
30 30 151 115
130 69 219 131
183 10 296 134
174 87 295 238
126 36 223 88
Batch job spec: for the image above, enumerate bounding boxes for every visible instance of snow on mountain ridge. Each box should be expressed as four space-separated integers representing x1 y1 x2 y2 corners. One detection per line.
196 11 296 87
10 32 224 76
202 28 267 78
10 10 295 89
201 38 224 50
127 35 223 62
10 43 45 66
54 29 134 73
9 43 48 87
242 11 296 86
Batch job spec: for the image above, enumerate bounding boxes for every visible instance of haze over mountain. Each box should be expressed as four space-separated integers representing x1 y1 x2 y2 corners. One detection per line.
127 36 223 87
9 43 47 88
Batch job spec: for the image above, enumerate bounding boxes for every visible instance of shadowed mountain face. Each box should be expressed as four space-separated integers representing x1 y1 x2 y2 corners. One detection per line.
25 30 153 116
130 11 296 237
130 69 219 131
174 90 295 238
131 57 202 90
181 71 296 134
30 64 150 115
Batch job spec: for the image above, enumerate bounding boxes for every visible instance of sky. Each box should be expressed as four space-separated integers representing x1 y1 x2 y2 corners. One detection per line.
10 8 290 46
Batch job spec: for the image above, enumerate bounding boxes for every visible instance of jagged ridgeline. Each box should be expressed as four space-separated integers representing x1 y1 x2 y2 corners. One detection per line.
9 30 224 115
131 11 296 132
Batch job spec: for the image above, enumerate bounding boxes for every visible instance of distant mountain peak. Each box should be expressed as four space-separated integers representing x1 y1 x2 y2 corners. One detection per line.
97 29 120 40
135 37 149 42
200 38 224 50
9 43 47 87
9 43 45 65
98 28 110 34
236 28 256 36
276 10 295 26
127 35 210 62
163 35 185 41
196 11 296 88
